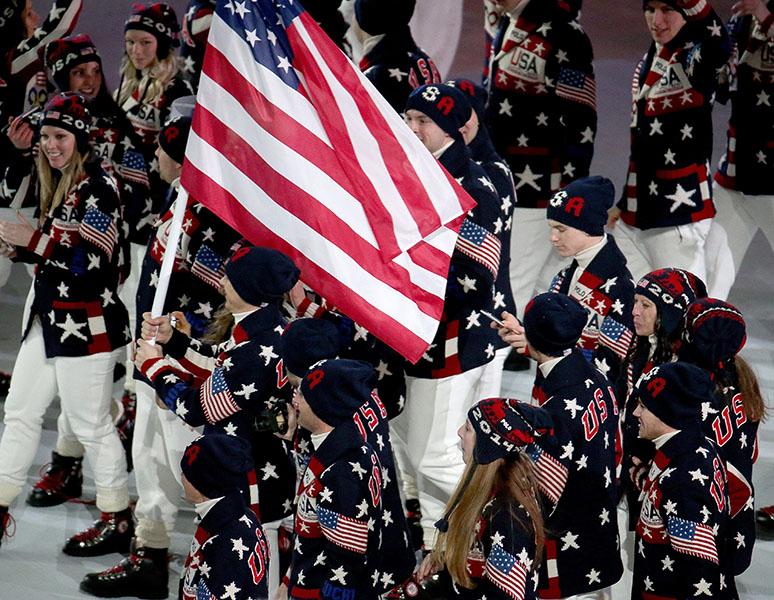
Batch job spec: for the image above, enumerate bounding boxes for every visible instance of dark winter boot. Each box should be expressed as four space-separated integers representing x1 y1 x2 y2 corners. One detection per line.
405 498 424 552
0 371 10 399
63 508 134 557
757 505 774 540
79 542 169 599
26 451 83 507
0 506 14 549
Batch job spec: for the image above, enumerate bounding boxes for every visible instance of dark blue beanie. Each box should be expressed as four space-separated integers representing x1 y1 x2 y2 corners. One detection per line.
281 318 342 377
300 359 375 427
181 434 253 499
679 299 746 372
159 114 191 164
224 246 300 306
523 293 587 356
405 84 473 141
546 176 615 236
446 78 487 122
636 362 714 430
469 398 554 464
635 268 706 336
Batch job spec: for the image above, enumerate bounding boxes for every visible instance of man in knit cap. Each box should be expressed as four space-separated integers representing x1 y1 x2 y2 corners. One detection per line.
339 0 440 113
497 176 635 383
631 362 736 599
608 0 730 282
178 434 269 600
397 83 503 550
520 292 622 598
289 359 388 598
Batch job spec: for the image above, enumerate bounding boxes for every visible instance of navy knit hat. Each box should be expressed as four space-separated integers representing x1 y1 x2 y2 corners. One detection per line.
43 34 102 92
125 3 181 59
354 0 415 34
679 298 746 372
224 246 300 306
181 434 254 499
635 362 714 430
546 176 615 236
158 114 191 164
41 92 91 153
523 293 587 356
405 84 473 141
635 268 707 336
468 398 554 464
281 318 342 377
300 359 375 427
446 78 487 122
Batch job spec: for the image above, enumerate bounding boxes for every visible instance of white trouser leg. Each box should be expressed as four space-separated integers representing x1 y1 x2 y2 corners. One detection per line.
610 504 634 600
608 222 652 283
55 410 85 457
389 411 418 502
0 321 58 505
509 208 555 318
476 346 509 400
119 242 147 393
133 380 198 548
638 219 711 282
263 518 282 599
404 365 486 547
55 350 129 512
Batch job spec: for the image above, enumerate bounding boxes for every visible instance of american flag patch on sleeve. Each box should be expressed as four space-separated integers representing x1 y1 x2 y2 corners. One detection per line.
81 208 118 258
599 317 633 359
556 68 597 109
455 219 501 279
667 515 718 564
317 506 368 554
486 543 529 600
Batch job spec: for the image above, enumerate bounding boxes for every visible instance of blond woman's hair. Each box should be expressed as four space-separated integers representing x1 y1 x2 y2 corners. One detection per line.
36 150 86 217
432 451 545 589
117 52 179 107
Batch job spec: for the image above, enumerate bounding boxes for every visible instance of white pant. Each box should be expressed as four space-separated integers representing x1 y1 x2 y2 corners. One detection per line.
705 184 774 300
510 207 565 318
392 363 489 547
611 219 711 283
0 320 128 512
132 380 199 548
118 242 148 393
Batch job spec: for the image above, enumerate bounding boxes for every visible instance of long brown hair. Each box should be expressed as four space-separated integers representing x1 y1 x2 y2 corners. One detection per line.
731 357 767 422
36 150 86 217
201 304 233 345
433 452 545 589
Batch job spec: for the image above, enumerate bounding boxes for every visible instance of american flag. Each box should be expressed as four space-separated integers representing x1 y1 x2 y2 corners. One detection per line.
599 316 634 359
120 149 149 186
485 543 528 600
81 208 118 259
199 367 240 423
191 244 226 289
317 506 368 554
667 515 718 564
455 219 501 279
527 443 568 506
179 0 476 363
195 579 216 600
556 67 597 110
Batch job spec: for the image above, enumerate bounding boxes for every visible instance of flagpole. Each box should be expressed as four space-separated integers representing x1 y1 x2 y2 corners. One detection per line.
149 184 189 340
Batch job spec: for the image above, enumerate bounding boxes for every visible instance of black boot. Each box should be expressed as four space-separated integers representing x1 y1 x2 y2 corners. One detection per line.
405 498 424 552
63 508 134 557
80 543 169 599
0 506 14 549
757 505 774 541
26 451 83 507
0 371 10 399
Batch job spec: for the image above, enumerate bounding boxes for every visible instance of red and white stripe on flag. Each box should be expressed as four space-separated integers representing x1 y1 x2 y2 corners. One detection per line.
180 0 476 363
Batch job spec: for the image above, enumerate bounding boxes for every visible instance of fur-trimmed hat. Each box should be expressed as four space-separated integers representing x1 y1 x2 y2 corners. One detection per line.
125 2 181 59
43 34 102 92
280 318 342 378
679 298 746 372
224 246 300 307
405 84 473 141
468 398 554 464
181 434 253 499
635 268 707 336
300 359 375 427
354 0 416 35
523 293 587 357
546 176 615 236
41 92 91 153
158 114 191 164
635 362 714 430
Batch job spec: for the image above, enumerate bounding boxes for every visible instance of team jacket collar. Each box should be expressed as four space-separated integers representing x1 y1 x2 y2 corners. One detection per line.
230 303 284 345
199 491 253 531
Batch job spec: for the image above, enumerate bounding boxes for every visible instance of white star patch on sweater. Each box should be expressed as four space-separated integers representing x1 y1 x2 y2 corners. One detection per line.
666 183 696 213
